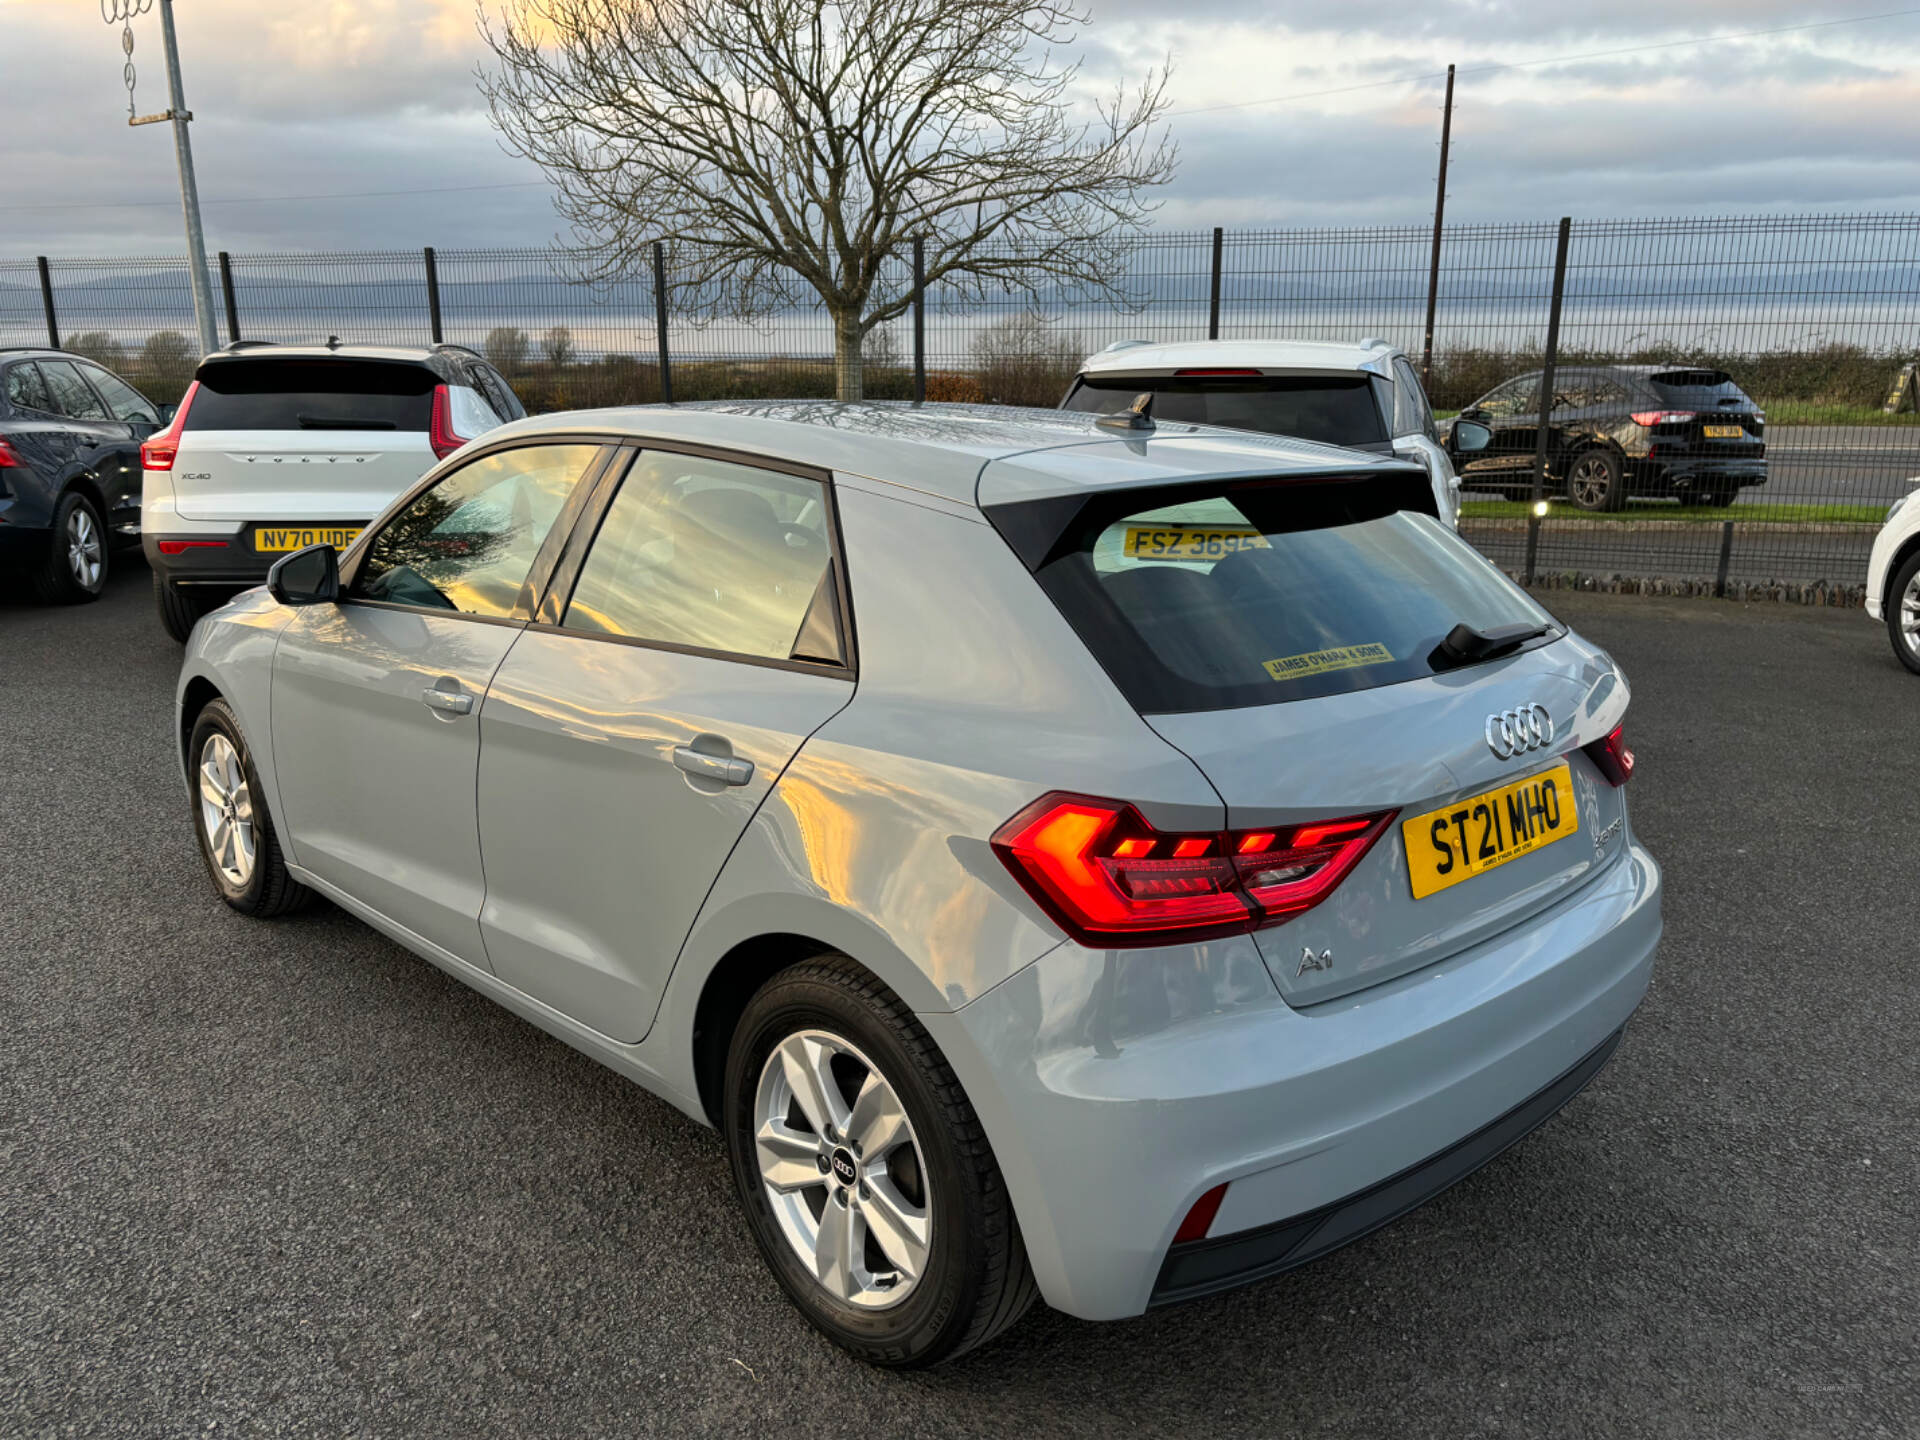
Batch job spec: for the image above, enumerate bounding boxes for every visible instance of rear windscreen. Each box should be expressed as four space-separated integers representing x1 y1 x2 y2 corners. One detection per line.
1063 375 1389 447
185 360 435 431
1028 483 1557 713
1646 369 1752 406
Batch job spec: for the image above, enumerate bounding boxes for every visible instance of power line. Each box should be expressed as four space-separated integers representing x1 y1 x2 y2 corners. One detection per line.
1164 5 1920 118
14 179 551 213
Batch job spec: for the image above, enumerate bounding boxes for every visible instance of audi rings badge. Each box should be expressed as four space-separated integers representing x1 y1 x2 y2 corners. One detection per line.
1486 704 1554 760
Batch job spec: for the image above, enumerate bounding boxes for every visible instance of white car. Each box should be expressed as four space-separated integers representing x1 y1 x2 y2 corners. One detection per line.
1062 339 1464 525
1866 477 1920 673
141 341 524 640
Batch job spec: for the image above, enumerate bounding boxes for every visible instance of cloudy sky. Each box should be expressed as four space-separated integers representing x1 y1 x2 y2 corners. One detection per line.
5 0 1919 258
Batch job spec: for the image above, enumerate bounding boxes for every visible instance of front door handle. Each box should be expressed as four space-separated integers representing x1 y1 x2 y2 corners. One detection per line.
673 745 753 786
421 687 473 715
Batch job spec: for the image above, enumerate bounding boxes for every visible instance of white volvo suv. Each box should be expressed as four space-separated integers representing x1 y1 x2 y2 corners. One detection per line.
1866 476 1920 673
1062 339 1464 525
141 341 524 640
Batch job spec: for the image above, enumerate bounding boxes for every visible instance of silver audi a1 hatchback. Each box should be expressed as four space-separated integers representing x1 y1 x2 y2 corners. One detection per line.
175 401 1659 1367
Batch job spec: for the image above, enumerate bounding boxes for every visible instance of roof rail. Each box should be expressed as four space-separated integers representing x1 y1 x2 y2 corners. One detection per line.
432 342 483 360
0 345 63 354
1359 336 1390 350
219 339 278 352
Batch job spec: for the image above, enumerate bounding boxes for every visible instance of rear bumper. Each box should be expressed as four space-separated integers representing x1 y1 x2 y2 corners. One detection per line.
924 840 1661 1321
1637 458 1767 492
144 523 368 587
1152 1027 1620 1306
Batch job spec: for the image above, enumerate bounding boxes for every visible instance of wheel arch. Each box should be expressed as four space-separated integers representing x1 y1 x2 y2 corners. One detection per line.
688 931 848 1127
59 472 109 522
1884 532 1920 614
179 675 224 767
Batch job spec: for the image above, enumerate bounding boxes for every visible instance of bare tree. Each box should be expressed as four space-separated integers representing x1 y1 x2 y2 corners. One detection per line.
479 0 1173 400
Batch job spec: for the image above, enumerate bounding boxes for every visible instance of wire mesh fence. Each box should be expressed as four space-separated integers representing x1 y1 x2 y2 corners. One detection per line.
5 212 1917 597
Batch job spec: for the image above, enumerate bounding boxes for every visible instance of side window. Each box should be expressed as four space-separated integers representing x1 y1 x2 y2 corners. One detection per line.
351 443 601 618
82 365 159 425
38 360 111 421
1594 378 1631 408
562 451 843 665
1550 376 1589 412
472 362 526 421
4 363 54 413
1392 358 1437 440
1475 376 1540 419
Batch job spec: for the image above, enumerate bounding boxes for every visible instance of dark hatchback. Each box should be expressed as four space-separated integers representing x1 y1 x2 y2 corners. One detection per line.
0 347 166 601
1450 365 1766 511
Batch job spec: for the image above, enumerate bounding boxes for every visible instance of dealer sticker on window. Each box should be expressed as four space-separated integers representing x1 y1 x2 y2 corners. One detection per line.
1262 642 1394 682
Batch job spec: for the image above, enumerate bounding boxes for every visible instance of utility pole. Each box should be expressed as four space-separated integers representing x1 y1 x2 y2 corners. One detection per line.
1420 64 1456 390
115 0 220 356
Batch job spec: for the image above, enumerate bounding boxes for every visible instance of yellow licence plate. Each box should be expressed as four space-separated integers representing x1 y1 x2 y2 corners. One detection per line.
1124 525 1269 561
254 526 362 553
1702 424 1746 439
1402 761 1578 900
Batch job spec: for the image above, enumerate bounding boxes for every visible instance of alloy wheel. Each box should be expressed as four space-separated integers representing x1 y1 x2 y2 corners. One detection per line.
1569 455 1612 509
67 505 103 589
198 733 257 888
752 1029 932 1309
1902 572 1920 659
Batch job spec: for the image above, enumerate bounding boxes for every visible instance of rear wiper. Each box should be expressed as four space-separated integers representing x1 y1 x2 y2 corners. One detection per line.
297 415 397 430
1429 620 1555 671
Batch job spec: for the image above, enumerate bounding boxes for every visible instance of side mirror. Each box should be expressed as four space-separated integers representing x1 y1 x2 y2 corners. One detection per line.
267 543 340 606
1450 419 1493 454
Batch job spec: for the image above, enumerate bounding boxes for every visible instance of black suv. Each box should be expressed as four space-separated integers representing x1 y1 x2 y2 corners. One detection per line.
1449 365 1766 510
0 347 166 601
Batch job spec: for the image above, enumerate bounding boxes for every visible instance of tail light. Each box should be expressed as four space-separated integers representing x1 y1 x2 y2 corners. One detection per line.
0 436 21 467
991 792 1395 948
1584 725 1635 786
141 381 200 472
428 384 470 460
1629 410 1695 427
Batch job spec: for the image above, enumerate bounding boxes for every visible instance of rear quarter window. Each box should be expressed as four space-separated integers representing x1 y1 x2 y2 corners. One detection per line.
1026 482 1557 713
186 359 436 431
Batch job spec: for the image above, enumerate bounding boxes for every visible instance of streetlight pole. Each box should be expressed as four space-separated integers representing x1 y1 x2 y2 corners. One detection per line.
119 0 220 356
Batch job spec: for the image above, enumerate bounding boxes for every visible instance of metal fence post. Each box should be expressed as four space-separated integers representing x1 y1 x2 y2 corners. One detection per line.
36 258 59 349
912 236 927 404
652 241 673 405
217 252 240 344
1524 217 1572 587
1208 227 1224 340
1421 64 1456 388
1715 520 1735 599
423 247 444 345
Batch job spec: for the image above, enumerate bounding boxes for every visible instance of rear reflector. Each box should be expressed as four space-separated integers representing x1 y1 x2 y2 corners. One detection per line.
1629 410 1695 427
156 539 229 556
141 381 200 471
1174 1183 1228 1244
1584 725 1635 786
991 792 1394 947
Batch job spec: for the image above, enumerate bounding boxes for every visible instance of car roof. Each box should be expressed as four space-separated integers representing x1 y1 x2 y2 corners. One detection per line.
489 399 1418 507
1075 338 1400 378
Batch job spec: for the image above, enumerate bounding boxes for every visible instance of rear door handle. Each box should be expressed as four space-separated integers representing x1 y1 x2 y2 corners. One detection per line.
421 687 473 715
673 745 753 786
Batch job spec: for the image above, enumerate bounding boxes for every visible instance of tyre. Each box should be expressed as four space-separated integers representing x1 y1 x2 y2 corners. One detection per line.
187 697 313 917
1886 550 1920 676
1699 484 1740 508
723 957 1036 1368
32 491 108 604
155 571 211 643
1566 450 1627 512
